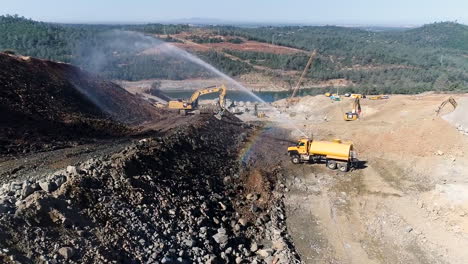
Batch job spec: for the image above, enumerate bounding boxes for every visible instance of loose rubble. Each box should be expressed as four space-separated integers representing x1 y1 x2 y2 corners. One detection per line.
0 116 301 264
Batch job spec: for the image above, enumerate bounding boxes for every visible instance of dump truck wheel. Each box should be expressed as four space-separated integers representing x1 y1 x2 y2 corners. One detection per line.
327 160 337 170
338 162 349 172
291 155 300 164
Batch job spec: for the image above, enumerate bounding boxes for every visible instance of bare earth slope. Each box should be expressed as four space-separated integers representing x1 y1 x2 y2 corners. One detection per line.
0 53 161 155
263 94 468 264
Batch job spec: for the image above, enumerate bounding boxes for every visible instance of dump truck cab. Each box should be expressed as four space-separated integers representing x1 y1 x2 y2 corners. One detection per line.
288 138 357 172
288 139 310 159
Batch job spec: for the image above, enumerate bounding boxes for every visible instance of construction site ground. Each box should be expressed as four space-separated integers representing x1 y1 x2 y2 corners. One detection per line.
3 70 468 264
245 93 468 264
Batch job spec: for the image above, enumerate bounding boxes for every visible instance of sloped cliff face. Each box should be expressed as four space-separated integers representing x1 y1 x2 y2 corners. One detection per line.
0 53 162 154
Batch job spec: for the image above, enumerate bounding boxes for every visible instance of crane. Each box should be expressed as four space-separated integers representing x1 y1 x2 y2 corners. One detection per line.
289 50 317 102
344 98 361 121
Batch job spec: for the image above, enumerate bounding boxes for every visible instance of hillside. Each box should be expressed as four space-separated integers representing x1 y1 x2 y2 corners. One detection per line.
0 52 161 154
399 22 468 51
0 15 468 93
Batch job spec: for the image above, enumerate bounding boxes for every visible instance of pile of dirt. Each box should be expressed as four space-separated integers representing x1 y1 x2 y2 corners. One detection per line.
0 53 163 155
0 115 300 264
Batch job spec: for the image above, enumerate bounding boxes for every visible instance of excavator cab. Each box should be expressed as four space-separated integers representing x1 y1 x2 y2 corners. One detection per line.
344 111 359 121
344 98 361 121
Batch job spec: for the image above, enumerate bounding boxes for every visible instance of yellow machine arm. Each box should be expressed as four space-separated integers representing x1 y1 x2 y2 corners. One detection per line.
436 96 457 116
167 84 227 111
189 84 227 109
352 98 361 113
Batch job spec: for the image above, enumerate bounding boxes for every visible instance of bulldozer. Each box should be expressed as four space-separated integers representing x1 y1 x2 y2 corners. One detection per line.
435 96 457 116
288 138 358 172
167 84 227 115
344 98 361 121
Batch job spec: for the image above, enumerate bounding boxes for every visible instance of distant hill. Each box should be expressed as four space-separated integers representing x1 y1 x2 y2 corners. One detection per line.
399 22 468 51
0 15 467 94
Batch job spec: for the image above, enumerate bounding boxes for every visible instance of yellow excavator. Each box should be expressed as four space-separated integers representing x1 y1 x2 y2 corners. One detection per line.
344 98 361 121
167 84 227 115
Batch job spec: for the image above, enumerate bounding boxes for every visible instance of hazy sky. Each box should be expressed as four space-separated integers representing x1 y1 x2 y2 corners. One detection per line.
3 0 467 25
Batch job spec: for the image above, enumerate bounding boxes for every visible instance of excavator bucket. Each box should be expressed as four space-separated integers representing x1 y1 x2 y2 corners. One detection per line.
214 110 225 120
436 97 457 116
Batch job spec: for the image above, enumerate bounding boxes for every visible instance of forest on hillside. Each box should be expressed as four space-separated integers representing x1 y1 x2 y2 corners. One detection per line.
0 15 467 93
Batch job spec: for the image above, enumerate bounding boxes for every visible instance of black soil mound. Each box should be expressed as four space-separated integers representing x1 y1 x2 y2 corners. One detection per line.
0 53 163 155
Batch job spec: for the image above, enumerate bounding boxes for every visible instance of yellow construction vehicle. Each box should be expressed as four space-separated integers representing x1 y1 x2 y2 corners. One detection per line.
436 96 457 116
288 138 357 172
351 94 364 99
368 95 382 100
344 98 361 121
253 103 267 118
324 92 332 97
330 94 341 101
167 84 227 114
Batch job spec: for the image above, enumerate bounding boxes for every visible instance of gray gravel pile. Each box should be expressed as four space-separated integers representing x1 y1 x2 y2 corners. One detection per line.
0 116 301 264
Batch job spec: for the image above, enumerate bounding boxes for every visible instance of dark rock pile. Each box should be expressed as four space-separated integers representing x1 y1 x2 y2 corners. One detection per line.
0 116 301 264
0 52 162 155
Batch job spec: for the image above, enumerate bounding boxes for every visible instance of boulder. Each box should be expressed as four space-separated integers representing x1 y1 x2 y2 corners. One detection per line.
212 228 228 245
39 181 57 193
58 247 74 260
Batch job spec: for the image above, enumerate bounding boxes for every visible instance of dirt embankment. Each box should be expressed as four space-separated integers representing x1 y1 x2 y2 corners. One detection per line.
0 114 301 264
0 53 163 155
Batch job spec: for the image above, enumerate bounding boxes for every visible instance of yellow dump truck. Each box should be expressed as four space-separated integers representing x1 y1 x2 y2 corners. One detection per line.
287 138 357 172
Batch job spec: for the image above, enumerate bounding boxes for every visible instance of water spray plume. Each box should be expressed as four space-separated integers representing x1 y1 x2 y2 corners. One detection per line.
158 41 309 137
76 30 307 136
158 43 266 102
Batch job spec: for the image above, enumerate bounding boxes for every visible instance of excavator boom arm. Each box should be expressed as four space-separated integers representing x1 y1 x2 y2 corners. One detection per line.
188 84 227 108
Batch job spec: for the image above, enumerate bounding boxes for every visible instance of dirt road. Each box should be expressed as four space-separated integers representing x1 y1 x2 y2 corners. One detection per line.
249 93 468 264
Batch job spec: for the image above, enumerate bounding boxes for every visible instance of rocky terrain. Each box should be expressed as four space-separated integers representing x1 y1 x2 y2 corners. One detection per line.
0 114 301 264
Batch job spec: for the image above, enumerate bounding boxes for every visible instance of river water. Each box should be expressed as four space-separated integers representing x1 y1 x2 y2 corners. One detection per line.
163 88 326 103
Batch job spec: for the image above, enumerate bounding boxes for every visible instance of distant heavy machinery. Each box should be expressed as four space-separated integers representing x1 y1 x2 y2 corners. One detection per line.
288 138 357 172
368 95 383 100
330 94 341 101
167 84 227 115
288 50 317 105
325 93 341 101
436 96 457 116
367 95 389 100
344 98 361 121
351 94 364 99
